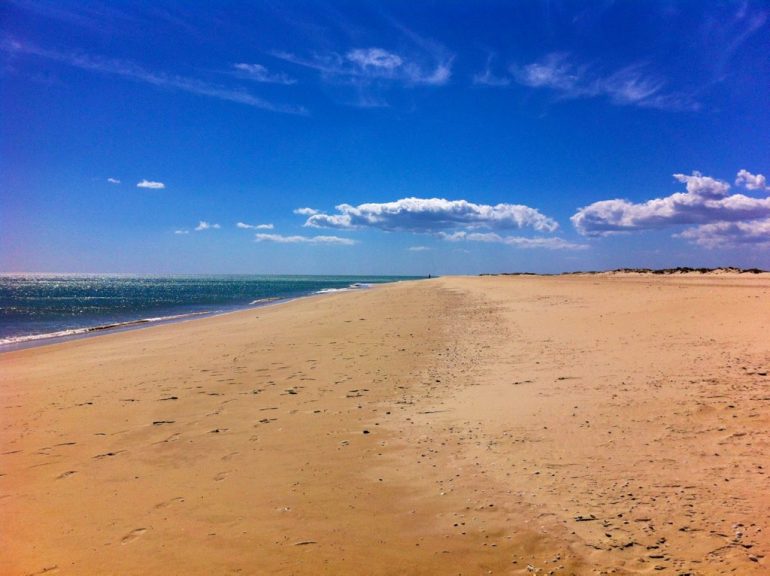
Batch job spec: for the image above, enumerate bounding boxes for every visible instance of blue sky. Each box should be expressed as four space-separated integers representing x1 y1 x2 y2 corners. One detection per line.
1 1 769 275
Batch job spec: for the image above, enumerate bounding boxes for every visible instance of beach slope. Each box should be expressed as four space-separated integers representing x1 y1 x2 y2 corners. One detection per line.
2 275 769 575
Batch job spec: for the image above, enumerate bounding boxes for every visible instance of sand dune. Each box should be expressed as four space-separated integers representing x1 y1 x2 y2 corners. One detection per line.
2 275 769 575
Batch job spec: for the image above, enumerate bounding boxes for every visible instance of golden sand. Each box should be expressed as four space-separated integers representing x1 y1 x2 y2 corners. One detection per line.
2 275 769 575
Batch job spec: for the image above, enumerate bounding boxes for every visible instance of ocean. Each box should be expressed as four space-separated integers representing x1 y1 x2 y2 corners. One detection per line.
0 274 418 350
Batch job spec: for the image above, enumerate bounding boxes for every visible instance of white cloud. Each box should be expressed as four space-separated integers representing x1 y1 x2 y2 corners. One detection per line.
473 67 511 87
195 221 221 231
408 246 431 251
572 170 770 248
293 207 320 216
137 179 165 189
302 197 559 233
412 60 452 86
270 32 451 108
236 221 274 230
174 229 189 235
572 170 770 237
107 177 121 184
232 63 296 85
677 219 770 248
347 48 403 70
3 39 305 114
513 53 581 92
736 169 768 191
443 231 587 250
254 233 357 245
509 53 696 111
673 171 730 199
272 45 452 87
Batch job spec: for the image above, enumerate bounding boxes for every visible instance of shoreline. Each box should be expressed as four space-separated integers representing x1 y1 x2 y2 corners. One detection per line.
0 270 655 353
3 274 768 575
4 268 765 353
0 280 397 354
0 298 291 354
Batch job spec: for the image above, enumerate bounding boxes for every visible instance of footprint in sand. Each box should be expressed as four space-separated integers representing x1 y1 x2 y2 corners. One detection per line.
153 432 181 445
121 528 147 544
56 470 77 479
221 451 239 462
213 471 230 481
93 450 126 459
153 496 184 509
29 566 59 575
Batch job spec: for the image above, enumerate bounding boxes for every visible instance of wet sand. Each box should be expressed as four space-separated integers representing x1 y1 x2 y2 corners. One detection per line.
2 274 769 575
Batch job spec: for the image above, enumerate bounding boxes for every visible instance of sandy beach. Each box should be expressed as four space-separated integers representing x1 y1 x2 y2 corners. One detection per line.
2 274 769 575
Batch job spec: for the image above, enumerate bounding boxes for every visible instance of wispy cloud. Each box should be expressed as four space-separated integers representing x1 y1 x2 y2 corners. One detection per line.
255 233 357 245
301 197 558 233
236 221 274 230
2 39 306 114
442 231 587 250
107 177 121 184
272 44 453 92
232 63 296 85
473 53 511 87
347 48 403 71
708 5 768 81
195 221 221 231
137 179 165 189
174 229 189 235
7 0 134 32
407 245 431 251
473 68 511 87
572 169 770 248
508 53 697 111
386 18 453 86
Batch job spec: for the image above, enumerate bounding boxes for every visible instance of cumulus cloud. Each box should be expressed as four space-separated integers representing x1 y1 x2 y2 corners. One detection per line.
673 171 731 199
232 63 296 85
107 177 121 184
293 207 320 216
137 179 165 189
236 221 274 230
254 233 357 245
677 219 770 248
195 221 221 231
572 169 770 248
301 197 558 233
442 231 587 250
736 169 768 191
509 53 696 111
572 170 770 237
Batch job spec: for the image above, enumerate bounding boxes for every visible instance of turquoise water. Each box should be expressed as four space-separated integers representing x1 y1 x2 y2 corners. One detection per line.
0 274 417 348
